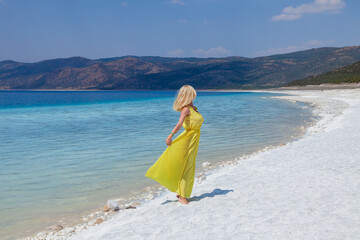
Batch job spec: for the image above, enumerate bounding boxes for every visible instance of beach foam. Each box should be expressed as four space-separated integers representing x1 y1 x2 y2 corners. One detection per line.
28 89 360 239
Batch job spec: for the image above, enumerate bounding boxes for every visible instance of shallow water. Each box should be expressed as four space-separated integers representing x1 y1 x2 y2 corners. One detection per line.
0 90 314 239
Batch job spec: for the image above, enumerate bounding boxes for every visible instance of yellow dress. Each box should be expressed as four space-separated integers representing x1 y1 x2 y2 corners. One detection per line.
145 105 204 198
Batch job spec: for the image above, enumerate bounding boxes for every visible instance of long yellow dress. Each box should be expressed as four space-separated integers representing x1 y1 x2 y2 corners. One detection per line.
145 105 204 198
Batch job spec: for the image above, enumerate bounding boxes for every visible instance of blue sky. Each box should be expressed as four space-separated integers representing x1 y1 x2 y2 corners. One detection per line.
0 0 359 62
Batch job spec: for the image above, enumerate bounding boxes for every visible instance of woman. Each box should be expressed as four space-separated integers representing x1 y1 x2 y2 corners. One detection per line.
145 85 204 204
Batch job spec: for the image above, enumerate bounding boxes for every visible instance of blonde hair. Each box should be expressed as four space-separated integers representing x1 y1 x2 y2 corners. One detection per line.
172 85 197 112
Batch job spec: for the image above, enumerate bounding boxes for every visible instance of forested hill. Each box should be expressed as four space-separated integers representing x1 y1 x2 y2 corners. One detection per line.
1 46 360 90
287 61 360 86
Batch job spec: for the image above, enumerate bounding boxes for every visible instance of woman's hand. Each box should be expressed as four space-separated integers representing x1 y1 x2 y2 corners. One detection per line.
165 135 172 146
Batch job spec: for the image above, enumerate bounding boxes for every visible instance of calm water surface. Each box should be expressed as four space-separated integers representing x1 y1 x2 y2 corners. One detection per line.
0 90 315 239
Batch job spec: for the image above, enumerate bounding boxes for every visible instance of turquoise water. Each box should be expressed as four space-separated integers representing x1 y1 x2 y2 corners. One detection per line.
0 90 314 239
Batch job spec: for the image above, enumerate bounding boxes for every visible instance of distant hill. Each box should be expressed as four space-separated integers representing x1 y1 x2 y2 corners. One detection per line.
1 46 360 90
287 61 360 86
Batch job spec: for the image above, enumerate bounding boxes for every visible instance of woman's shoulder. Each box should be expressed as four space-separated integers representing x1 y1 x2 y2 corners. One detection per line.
181 106 190 111
181 106 191 115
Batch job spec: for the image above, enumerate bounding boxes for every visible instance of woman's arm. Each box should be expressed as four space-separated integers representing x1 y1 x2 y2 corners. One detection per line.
165 107 190 146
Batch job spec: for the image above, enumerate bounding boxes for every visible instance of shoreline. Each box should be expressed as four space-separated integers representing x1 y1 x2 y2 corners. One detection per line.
65 88 360 239
1 82 359 92
22 91 321 240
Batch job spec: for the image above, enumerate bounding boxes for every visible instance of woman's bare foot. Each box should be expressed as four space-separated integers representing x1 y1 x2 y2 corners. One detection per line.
178 196 189 204
176 194 180 198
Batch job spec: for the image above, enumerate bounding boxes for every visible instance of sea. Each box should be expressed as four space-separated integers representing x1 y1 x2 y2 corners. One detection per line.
0 90 316 239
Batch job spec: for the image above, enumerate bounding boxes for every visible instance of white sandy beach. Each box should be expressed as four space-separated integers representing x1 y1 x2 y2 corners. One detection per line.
28 88 360 240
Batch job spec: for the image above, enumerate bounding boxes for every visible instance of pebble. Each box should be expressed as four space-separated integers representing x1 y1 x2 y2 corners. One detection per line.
94 218 104 225
202 162 212 167
48 224 63 231
104 199 120 211
60 227 75 235
126 205 136 209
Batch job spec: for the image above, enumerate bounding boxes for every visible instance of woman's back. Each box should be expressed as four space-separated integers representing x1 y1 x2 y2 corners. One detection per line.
182 106 204 131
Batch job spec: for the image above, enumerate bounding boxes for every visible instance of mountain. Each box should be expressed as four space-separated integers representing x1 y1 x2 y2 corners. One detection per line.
1 46 360 90
286 61 360 86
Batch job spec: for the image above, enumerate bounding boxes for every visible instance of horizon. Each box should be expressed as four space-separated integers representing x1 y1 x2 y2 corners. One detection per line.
2 44 360 64
1 0 359 62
